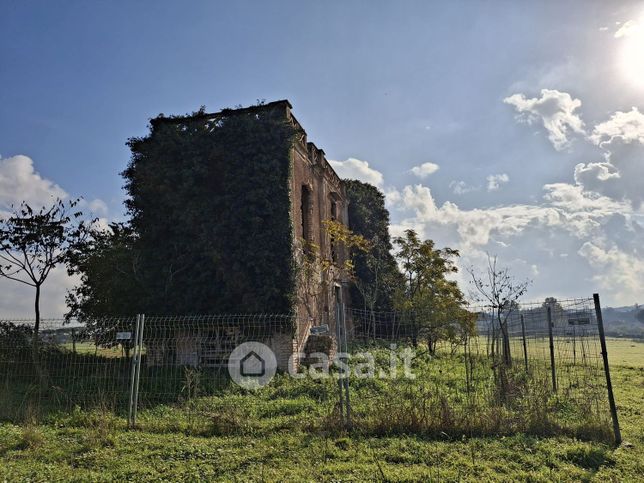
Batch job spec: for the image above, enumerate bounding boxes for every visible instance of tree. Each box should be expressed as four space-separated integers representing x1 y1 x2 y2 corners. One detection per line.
467 253 531 367
543 297 565 324
0 199 89 334
295 219 369 324
393 229 472 351
67 222 142 318
636 309 644 325
66 223 144 355
344 180 402 312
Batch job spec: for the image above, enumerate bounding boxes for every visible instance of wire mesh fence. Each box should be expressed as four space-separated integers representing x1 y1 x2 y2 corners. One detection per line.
0 295 620 443
345 296 617 441
0 314 297 420
0 316 138 419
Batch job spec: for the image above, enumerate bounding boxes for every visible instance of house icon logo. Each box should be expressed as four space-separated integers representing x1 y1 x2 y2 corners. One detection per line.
228 342 277 389
240 351 265 377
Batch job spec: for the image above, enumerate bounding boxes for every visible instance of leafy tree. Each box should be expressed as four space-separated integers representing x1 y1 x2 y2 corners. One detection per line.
393 229 473 352
543 297 565 324
637 309 644 324
467 253 530 367
66 223 142 354
67 222 141 317
345 180 402 312
0 321 33 360
0 199 89 334
295 219 369 324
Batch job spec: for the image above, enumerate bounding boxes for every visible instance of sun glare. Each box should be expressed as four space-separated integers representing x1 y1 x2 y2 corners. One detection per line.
618 19 644 87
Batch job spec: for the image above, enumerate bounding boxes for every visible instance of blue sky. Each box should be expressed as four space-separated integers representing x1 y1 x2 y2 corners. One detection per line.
1 1 643 315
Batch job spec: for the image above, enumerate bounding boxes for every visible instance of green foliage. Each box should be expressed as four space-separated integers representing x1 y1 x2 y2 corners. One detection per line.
0 199 90 330
295 220 369 321
72 105 298 316
0 322 33 360
601 306 644 339
344 180 402 311
393 229 473 351
66 223 141 319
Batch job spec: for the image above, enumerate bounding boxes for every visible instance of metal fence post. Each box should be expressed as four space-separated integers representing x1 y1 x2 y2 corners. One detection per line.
128 314 141 428
132 314 145 427
335 299 345 422
547 306 557 392
341 302 351 428
520 314 528 372
593 294 622 445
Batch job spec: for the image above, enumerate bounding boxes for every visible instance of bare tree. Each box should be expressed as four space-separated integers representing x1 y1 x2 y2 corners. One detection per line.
467 253 530 367
0 199 90 334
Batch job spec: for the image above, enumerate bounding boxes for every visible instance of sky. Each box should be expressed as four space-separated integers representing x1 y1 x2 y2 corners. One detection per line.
1 0 643 316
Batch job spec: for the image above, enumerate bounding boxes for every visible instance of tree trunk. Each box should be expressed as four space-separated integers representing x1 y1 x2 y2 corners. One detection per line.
498 315 512 368
32 283 45 388
34 283 41 335
429 338 436 355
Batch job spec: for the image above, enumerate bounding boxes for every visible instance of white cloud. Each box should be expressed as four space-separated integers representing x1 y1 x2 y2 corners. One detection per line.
614 19 639 38
388 183 561 248
574 162 620 183
449 180 479 195
486 173 509 191
386 168 643 304
0 154 110 318
578 241 644 305
88 198 109 217
0 155 67 209
384 188 402 209
329 158 384 187
542 182 626 214
589 107 644 145
503 89 585 150
504 95 644 210
0 266 78 318
583 108 644 209
407 89 644 305
410 162 440 179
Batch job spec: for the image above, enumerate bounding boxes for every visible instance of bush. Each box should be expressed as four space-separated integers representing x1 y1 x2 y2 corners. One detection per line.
0 322 34 360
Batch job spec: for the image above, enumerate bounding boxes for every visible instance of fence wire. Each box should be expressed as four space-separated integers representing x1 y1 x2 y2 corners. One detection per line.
0 296 619 442
348 297 615 440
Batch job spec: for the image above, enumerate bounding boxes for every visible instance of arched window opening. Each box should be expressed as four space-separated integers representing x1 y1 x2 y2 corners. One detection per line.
301 185 312 247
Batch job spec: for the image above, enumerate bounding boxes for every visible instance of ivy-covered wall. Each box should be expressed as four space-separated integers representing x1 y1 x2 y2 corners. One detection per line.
122 102 297 315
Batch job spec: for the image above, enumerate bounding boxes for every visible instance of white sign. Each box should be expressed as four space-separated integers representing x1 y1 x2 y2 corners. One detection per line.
310 324 330 335
116 332 132 340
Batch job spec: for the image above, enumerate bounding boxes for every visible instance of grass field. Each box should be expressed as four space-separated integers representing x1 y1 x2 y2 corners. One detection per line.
62 342 145 358
0 338 642 481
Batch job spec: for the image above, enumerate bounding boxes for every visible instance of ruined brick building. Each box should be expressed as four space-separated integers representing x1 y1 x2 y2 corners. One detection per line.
131 100 350 369
250 100 351 368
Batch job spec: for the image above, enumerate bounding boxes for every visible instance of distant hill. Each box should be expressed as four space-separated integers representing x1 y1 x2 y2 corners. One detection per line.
602 304 644 339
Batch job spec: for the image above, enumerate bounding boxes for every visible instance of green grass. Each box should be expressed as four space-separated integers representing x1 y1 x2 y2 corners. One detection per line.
0 339 642 481
62 341 142 358
606 337 644 368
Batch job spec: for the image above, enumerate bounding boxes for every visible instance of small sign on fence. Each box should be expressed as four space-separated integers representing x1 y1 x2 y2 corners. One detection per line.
310 324 330 335
567 317 590 326
116 332 133 340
